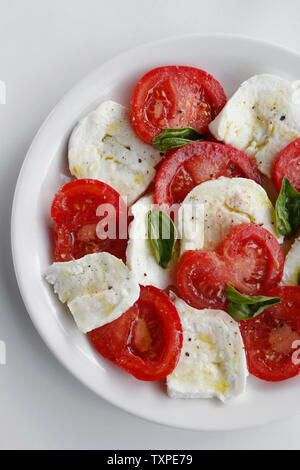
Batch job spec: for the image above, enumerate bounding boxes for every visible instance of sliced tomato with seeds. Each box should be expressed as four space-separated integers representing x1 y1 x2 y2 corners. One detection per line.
51 179 129 262
155 141 262 207
88 285 183 381
240 286 300 382
131 66 227 144
272 138 300 192
177 224 284 310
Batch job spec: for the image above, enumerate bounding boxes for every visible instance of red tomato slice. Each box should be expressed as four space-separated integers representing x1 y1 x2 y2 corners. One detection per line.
272 138 300 192
240 286 300 382
51 179 129 262
131 66 227 144
154 141 262 207
88 285 183 381
177 224 284 310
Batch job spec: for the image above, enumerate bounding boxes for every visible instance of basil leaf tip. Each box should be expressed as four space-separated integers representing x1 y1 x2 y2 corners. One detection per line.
147 209 177 269
275 177 300 238
152 127 205 151
224 284 281 321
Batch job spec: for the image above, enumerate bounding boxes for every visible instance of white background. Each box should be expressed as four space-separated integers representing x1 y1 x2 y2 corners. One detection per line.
1 0 300 450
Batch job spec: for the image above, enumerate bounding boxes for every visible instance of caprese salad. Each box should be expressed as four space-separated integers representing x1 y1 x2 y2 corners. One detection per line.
45 65 300 402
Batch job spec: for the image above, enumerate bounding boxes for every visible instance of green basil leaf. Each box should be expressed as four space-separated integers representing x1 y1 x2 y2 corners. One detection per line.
225 284 281 321
297 272 300 286
147 210 177 269
275 177 300 238
152 127 205 151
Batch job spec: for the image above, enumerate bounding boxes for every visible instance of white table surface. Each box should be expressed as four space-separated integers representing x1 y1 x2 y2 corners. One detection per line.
1 0 300 450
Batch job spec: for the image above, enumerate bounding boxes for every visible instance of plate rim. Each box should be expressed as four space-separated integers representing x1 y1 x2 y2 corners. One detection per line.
11 32 300 432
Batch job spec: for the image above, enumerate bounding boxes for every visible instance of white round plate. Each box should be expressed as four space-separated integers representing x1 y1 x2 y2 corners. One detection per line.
12 34 300 431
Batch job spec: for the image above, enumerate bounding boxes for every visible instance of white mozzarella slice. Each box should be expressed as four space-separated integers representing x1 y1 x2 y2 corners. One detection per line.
179 176 281 254
282 236 300 285
209 74 300 177
126 194 178 290
45 252 140 333
68 100 162 205
167 297 248 402
178 200 205 255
